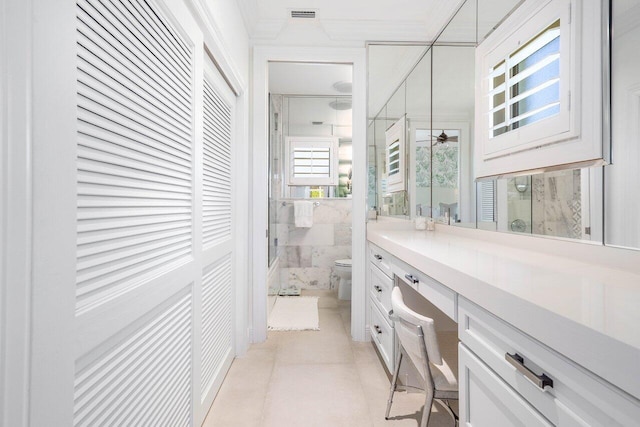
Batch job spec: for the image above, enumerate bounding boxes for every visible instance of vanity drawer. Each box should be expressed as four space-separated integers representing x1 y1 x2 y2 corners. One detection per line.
369 264 394 314
369 243 393 279
393 261 457 322
369 300 395 373
459 297 640 426
459 343 552 427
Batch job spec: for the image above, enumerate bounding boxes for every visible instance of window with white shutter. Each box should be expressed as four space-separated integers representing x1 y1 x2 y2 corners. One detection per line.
475 0 607 178
286 136 339 186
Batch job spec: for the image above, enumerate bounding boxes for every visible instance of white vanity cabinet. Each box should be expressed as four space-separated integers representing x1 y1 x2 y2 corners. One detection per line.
458 297 640 427
368 243 396 372
366 228 640 426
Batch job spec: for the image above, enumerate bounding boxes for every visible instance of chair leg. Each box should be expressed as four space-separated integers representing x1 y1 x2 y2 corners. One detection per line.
437 399 458 427
420 389 434 427
385 351 403 420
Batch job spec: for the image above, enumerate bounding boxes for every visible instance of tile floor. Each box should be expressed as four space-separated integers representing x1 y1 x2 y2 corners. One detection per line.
203 290 459 427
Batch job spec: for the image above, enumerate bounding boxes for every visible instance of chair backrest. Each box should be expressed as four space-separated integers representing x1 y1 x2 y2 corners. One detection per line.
391 287 443 380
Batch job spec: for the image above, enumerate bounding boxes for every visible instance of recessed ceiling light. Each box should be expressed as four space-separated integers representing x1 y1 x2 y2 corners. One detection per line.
329 99 352 110
332 81 352 93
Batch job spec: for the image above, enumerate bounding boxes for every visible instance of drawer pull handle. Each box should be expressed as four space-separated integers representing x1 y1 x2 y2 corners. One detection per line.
373 325 382 334
505 352 554 390
374 254 383 260
373 285 383 293
404 274 419 284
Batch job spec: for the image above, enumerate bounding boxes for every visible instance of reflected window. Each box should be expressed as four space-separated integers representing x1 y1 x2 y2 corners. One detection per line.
286 136 339 186
478 181 496 223
490 20 561 138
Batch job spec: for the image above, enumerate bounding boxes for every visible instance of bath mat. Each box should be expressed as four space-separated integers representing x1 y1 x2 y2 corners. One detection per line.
268 296 319 331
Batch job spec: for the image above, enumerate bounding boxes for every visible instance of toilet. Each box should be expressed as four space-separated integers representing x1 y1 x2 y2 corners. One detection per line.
334 259 352 300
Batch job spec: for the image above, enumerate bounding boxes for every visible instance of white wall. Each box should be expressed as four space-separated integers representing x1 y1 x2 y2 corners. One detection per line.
203 0 250 80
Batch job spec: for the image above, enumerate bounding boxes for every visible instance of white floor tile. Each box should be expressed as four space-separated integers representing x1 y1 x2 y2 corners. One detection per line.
204 291 459 427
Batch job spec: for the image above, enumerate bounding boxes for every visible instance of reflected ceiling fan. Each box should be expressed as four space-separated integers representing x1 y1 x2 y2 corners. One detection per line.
431 130 458 146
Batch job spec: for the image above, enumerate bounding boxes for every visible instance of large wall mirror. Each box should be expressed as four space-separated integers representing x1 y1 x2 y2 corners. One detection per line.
367 0 639 251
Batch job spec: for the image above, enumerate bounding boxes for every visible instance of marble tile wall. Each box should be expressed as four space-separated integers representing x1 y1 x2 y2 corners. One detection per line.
277 199 352 290
531 169 582 239
506 170 583 239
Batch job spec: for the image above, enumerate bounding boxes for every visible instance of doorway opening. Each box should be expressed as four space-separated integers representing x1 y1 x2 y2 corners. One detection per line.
266 62 354 332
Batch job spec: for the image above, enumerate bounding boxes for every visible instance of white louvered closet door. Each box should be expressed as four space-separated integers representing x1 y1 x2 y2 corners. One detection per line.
198 54 236 418
73 0 235 425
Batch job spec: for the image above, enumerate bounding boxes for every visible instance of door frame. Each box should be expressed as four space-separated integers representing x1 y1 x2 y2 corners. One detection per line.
251 46 368 342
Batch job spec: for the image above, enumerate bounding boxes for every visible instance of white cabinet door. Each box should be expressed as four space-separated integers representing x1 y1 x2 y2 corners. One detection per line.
459 344 553 427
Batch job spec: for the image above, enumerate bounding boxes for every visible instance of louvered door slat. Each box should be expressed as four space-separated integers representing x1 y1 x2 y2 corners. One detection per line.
120 0 192 71
128 0 191 64
99 0 192 91
204 84 231 120
77 159 190 187
200 256 232 400
202 78 231 248
77 226 190 258
77 41 191 124
78 196 191 208
77 122 191 168
203 164 231 182
78 70 191 142
202 118 231 145
76 244 192 296
202 111 231 134
77 213 191 234
77 1 191 108
75 316 188 415
77 61 191 136
78 90 191 154
77 233 191 272
76 27 191 122
78 139 190 179
77 112 191 165
203 106 231 131
77 171 190 195
202 179 231 193
74 291 192 427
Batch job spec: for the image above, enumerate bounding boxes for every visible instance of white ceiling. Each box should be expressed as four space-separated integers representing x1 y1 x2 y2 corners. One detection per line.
269 62 352 95
235 0 463 44
256 1 524 116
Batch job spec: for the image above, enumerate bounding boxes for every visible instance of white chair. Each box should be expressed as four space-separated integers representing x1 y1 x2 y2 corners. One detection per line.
385 286 458 427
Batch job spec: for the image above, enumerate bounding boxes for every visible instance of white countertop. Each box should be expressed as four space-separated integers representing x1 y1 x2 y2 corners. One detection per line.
367 218 640 400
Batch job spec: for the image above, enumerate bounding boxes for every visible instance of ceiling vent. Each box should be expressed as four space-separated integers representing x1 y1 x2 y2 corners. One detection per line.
290 10 316 19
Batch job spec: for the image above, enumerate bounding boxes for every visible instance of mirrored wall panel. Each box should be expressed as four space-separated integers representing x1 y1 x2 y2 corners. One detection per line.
478 167 603 242
605 0 640 250
367 0 637 250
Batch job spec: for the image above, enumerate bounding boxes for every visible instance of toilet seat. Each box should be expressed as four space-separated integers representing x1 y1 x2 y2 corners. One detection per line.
335 259 352 267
